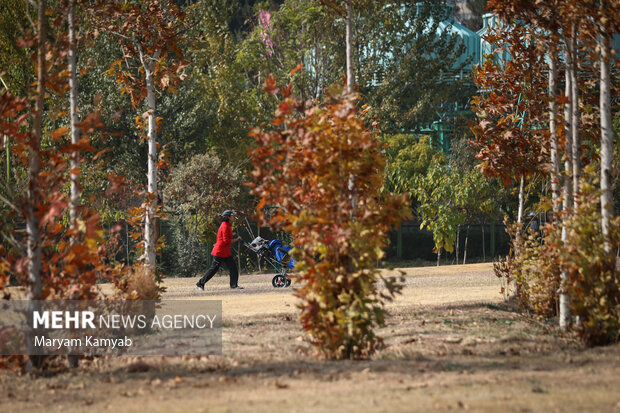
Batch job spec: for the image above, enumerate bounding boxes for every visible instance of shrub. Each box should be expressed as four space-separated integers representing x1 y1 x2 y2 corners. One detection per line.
495 219 560 318
556 169 620 346
123 265 162 300
496 166 620 346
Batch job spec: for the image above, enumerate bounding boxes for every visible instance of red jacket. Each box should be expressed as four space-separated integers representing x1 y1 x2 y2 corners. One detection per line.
211 221 233 257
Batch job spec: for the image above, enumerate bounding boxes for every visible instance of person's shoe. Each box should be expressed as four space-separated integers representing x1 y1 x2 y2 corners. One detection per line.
230 285 244 290
195 284 204 291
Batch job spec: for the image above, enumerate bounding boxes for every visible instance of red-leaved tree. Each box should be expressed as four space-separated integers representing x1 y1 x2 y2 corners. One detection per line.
470 23 548 226
249 71 410 359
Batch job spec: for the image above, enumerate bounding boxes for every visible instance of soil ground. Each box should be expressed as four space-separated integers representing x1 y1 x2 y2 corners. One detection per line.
1 263 619 412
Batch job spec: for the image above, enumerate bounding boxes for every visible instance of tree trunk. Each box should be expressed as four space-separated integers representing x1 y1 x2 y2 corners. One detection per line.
517 174 525 224
257 225 262 272
436 247 441 267
1 77 9 186
569 27 580 205
28 0 46 303
559 66 573 330
345 0 354 93
548 51 561 216
126 220 130 265
143 56 158 267
66 0 80 369
513 174 525 258
481 221 485 262
344 0 356 212
68 0 80 230
490 220 496 258
237 239 241 277
26 0 46 368
563 68 574 211
463 224 469 265
191 213 197 271
455 227 460 265
599 28 613 256
3 135 8 186
67 0 84 243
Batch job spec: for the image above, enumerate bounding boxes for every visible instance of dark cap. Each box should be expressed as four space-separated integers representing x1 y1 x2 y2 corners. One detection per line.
221 210 236 219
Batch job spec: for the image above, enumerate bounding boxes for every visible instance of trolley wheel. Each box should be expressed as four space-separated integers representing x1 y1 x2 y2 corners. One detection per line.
285 278 291 287
272 275 286 288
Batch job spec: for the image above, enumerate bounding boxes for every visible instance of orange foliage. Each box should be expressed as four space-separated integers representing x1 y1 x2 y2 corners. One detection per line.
249 75 410 359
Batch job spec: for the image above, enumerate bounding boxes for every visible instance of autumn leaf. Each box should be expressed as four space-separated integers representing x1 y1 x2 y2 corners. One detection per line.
289 63 304 77
51 127 70 141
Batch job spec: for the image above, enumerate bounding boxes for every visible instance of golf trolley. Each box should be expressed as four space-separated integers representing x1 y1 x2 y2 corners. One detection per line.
245 236 295 288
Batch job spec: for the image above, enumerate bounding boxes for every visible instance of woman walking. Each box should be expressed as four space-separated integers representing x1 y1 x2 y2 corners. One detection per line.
196 210 244 290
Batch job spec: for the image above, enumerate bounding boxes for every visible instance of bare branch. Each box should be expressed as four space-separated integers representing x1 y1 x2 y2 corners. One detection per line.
0 191 18 212
135 43 149 74
108 30 135 43
120 44 132 71
1 230 24 252
23 0 36 30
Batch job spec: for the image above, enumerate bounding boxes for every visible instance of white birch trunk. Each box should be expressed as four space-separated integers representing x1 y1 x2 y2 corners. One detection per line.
28 0 46 303
548 52 561 216
68 0 80 232
559 67 573 330
599 31 613 255
345 0 354 94
3 134 8 186
26 0 46 365
144 68 158 267
563 68 574 211
141 48 160 268
1 76 9 186
344 1 357 213
569 28 580 205
513 174 525 259
462 225 469 265
66 0 80 369
517 174 525 225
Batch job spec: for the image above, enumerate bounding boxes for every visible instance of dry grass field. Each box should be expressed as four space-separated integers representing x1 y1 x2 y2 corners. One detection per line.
2 263 619 412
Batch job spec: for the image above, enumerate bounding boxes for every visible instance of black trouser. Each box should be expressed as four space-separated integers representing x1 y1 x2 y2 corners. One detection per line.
198 255 239 288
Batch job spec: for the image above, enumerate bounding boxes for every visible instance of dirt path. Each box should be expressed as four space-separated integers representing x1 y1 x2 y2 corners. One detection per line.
2 263 620 413
160 263 502 317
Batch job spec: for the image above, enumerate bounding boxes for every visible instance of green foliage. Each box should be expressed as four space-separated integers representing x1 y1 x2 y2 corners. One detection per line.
250 79 411 359
162 152 246 244
188 0 265 161
383 134 444 194
412 158 496 256
413 159 464 254
161 215 209 278
237 1 476 133
0 0 32 94
237 0 342 101
359 1 476 132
